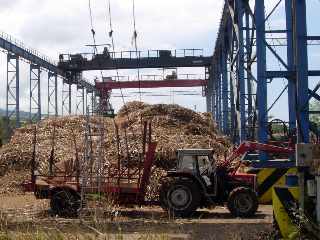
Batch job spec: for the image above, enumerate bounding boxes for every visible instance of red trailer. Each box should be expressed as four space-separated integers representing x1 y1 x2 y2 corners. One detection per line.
22 122 157 217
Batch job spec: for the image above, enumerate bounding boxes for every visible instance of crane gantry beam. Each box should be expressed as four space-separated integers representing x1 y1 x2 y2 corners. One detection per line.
96 79 207 90
58 49 212 73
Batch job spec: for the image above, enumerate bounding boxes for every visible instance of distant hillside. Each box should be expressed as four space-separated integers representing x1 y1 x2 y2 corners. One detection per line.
0 108 32 121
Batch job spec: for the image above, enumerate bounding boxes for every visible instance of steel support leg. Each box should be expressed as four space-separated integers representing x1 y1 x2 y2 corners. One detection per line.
237 0 246 141
230 67 236 142
218 64 222 131
293 0 309 143
215 64 221 130
222 48 229 134
211 66 216 120
85 89 88 115
92 92 96 115
48 72 58 117
62 82 72 115
286 0 296 132
255 0 268 160
68 84 72 115
206 67 213 114
30 64 41 122
245 10 253 139
76 87 85 115
5 53 20 139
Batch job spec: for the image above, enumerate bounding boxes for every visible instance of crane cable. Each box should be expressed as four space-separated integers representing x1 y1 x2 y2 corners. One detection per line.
89 0 109 114
132 0 142 102
88 0 98 54
88 0 104 80
105 0 139 138
106 0 144 183
106 0 127 108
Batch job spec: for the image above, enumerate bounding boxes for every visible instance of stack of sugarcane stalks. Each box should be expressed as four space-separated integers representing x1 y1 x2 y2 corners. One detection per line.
0 102 232 200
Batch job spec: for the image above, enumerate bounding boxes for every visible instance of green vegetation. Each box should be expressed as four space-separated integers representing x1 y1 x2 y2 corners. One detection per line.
0 117 31 145
310 99 320 125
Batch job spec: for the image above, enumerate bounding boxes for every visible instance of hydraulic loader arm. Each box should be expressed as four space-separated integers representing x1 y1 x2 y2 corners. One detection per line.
222 141 294 168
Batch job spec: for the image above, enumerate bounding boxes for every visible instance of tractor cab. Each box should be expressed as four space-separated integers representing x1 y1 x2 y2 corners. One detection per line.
175 149 215 187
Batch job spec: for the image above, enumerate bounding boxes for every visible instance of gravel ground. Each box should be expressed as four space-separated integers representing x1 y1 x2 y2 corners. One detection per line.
0 193 272 240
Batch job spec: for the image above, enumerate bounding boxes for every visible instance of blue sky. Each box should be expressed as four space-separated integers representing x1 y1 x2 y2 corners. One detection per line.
0 0 319 120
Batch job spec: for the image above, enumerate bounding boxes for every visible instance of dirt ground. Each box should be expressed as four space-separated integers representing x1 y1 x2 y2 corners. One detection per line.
0 193 272 240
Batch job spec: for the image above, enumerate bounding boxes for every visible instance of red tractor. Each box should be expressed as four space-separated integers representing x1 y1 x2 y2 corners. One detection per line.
159 149 258 218
158 141 295 218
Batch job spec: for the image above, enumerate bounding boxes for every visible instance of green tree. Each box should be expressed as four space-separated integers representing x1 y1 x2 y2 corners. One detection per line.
310 99 320 125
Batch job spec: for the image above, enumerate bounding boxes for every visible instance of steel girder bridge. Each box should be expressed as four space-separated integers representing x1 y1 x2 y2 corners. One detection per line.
2 32 96 131
208 0 320 161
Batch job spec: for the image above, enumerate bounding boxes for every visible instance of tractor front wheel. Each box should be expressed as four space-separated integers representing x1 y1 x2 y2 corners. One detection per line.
227 187 258 218
164 179 201 217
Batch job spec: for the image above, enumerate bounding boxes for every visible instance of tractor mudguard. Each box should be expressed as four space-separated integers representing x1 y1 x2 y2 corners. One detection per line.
164 172 207 194
49 185 80 199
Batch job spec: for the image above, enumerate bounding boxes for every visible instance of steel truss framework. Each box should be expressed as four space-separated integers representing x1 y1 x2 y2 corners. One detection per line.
208 0 320 160
91 92 97 115
30 64 41 122
6 53 20 129
0 32 96 138
76 87 86 115
48 72 58 117
62 82 72 115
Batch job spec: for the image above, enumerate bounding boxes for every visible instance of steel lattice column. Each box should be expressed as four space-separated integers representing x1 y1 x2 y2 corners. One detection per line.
6 53 20 134
48 72 58 117
285 0 296 132
76 87 85 115
30 64 41 122
245 10 254 139
206 66 213 114
85 90 88 115
217 61 222 130
210 66 216 120
221 48 229 134
229 64 236 140
214 62 221 129
255 0 268 160
236 0 246 141
91 92 96 115
293 0 309 143
62 82 72 115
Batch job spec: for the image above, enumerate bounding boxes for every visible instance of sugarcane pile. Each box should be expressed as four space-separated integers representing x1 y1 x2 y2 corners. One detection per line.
0 102 232 198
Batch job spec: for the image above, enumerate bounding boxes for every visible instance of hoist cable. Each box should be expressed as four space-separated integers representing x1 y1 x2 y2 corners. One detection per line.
105 0 127 109
88 0 98 54
132 0 142 102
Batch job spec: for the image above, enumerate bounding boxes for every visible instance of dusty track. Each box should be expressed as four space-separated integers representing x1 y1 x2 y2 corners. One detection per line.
0 193 272 239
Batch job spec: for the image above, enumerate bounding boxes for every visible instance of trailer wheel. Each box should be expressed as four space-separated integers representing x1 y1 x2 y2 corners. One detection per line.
50 189 81 217
165 179 200 217
227 187 258 218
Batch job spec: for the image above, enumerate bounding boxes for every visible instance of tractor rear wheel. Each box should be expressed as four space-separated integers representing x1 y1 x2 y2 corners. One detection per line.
50 189 81 217
164 179 201 217
227 187 258 218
